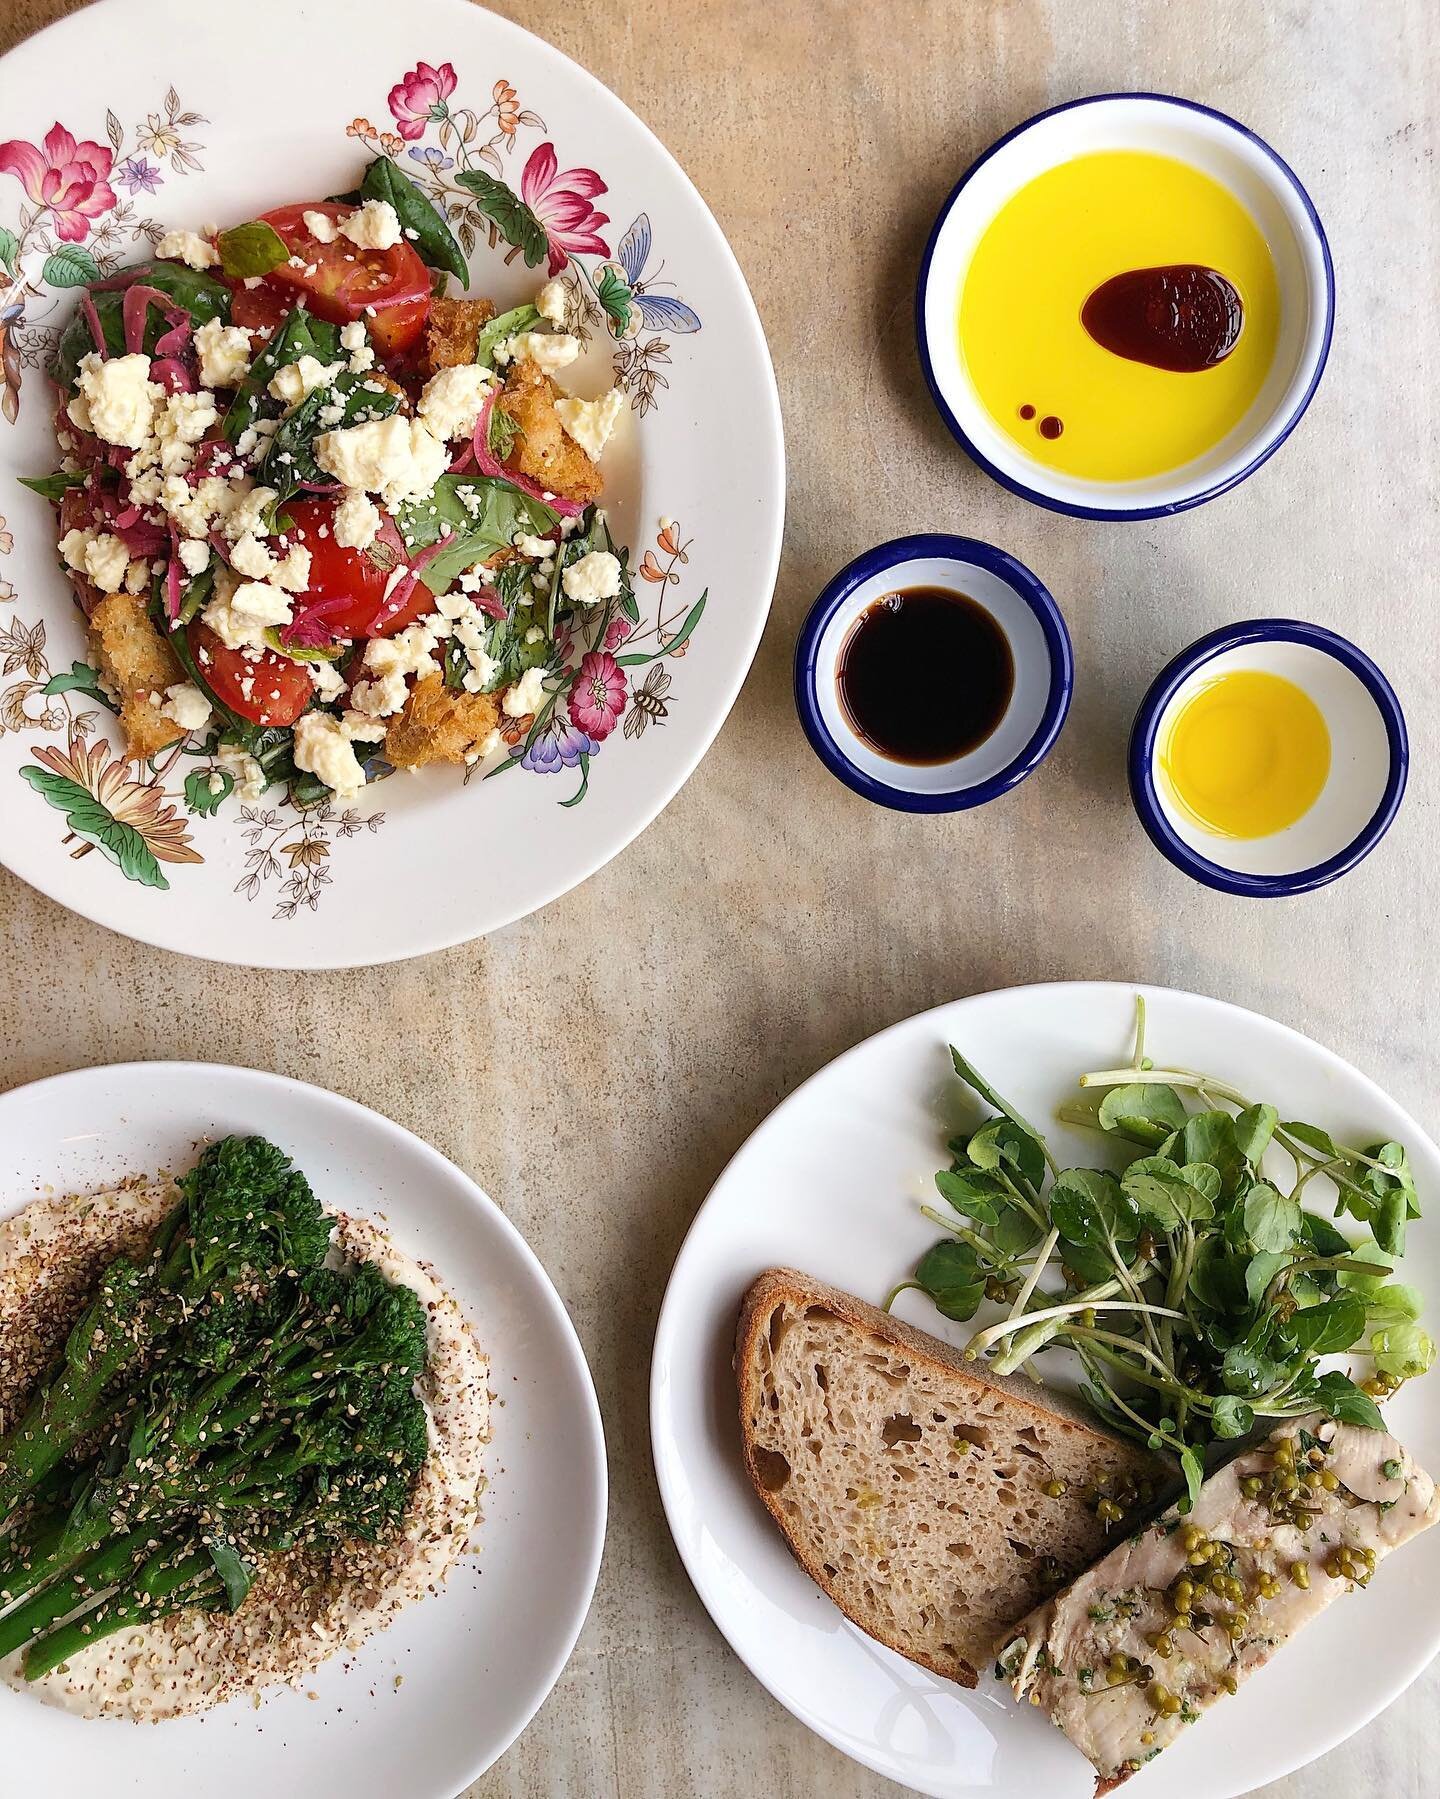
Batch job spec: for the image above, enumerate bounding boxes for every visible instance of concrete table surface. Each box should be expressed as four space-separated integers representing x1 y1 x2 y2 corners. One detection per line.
0 1 1435 1794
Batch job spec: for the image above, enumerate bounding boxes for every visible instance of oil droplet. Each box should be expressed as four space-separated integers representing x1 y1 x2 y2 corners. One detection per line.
1018 403 1036 420
1038 415 1063 440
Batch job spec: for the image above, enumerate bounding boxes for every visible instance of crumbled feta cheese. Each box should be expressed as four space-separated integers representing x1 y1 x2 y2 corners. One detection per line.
58 526 94 571
513 533 552 560
164 473 244 540
156 227 218 270
228 533 275 580
349 672 409 718
554 388 625 463
338 318 376 374
309 658 346 701
562 549 623 605
75 531 129 594
314 415 448 507
503 665 547 718
293 711 367 799
194 318 252 388
332 490 380 550
364 620 440 681
268 544 312 592
222 485 279 542
123 557 150 594
535 278 569 325
177 538 210 577
303 209 339 243
155 389 218 474
160 681 213 732
202 579 293 650
524 625 545 644
341 712 388 743
339 200 401 250
216 742 266 801
500 331 581 375
416 363 494 441
268 354 341 413
75 352 161 450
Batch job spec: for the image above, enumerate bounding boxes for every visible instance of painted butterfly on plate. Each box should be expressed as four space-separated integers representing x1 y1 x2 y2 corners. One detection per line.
591 213 702 339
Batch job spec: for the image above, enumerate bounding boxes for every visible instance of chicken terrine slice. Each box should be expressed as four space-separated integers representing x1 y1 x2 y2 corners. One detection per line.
997 1414 1440 1793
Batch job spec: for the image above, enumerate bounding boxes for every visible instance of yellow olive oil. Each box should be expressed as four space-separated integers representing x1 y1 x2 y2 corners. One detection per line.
959 151 1280 482
1159 669 1330 840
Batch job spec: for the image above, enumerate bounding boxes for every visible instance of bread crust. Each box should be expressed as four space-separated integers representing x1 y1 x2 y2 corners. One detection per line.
734 1267 1173 1689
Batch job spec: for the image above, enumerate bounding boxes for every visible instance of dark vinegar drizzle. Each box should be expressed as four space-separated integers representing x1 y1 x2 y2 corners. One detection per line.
1082 264 1243 372
837 587 1014 765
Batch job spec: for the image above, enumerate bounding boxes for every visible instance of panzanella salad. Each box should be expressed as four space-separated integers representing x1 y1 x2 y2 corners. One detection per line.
21 159 635 806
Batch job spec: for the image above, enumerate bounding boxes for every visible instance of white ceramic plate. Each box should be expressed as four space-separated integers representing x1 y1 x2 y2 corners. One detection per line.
0 1062 607 1798
651 982 1440 1798
0 0 783 966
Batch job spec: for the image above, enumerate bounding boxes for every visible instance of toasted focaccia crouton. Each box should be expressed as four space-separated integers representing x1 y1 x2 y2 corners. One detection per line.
89 590 185 759
421 296 497 375
382 672 502 769
499 357 602 507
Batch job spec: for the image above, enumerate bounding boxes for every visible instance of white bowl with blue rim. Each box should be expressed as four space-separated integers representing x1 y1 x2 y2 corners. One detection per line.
1130 620 1408 896
794 533 1072 812
916 93 1335 521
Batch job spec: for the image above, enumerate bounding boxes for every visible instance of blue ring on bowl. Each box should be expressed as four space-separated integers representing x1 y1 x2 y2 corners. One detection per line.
914 92 1337 522
1129 619 1408 897
794 532 1073 813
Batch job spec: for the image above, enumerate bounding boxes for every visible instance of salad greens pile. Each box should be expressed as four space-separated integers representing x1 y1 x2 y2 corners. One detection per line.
0 1137 428 1678
891 999 1432 1508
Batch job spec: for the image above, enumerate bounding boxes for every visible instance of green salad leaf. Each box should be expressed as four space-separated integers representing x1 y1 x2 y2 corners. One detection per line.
216 221 289 279
52 261 231 392
891 996 1430 1498
344 156 468 284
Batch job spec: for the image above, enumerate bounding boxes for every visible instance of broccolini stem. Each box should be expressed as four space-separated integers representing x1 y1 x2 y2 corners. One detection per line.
23 1549 222 1682
0 1527 154 1660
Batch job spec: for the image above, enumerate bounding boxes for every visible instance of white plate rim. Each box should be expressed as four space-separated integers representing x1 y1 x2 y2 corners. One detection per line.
650 979 1440 1798
0 1058 608 1794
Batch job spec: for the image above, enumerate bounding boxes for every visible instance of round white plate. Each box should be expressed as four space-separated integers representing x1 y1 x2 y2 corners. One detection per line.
0 1061 607 1798
651 982 1440 1798
0 0 782 966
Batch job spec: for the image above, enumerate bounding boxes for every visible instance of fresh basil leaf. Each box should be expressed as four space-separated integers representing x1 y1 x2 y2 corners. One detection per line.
475 302 541 371
1288 1293 1367 1357
1371 1322 1436 1382
914 1239 985 1322
1233 1103 1279 1165
1050 1169 1136 1248
1097 1082 1187 1148
1314 1370 1386 1429
223 305 341 440
934 1167 1003 1226
1210 1395 1255 1439
217 220 289 279
454 168 548 268
1242 1181 1301 1252
356 156 467 283
393 474 558 594
52 260 231 392
19 469 87 502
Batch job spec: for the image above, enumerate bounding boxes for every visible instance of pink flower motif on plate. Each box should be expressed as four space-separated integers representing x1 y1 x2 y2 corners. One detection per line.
0 123 115 242
520 143 610 275
568 650 627 741
387 61 458 142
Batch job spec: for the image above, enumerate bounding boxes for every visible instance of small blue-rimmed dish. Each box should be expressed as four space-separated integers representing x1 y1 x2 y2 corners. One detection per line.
1130 619 1408 897
794 533 1072 813
916 93 1335 521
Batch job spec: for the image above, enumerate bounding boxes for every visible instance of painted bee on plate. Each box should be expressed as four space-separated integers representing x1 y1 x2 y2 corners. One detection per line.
624 664 672 739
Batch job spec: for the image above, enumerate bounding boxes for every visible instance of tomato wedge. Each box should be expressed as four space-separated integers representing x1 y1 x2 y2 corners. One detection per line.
259 201 431 357
272 497 433 641
188 621 313 728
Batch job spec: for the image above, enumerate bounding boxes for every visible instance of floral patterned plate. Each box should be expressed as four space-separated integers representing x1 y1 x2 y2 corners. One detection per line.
0 0 783 966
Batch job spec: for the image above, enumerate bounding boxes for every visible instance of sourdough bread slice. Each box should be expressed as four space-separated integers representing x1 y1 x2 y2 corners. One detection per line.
735 1269 1174 1687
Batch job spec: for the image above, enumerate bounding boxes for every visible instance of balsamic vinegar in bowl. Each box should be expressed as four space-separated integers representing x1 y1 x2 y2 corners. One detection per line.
836 587 1014 765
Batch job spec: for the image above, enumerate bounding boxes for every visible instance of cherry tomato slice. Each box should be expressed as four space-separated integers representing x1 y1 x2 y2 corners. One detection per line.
259 201 431 357
229 281 290 340
188 621 313 727
271 497 432 641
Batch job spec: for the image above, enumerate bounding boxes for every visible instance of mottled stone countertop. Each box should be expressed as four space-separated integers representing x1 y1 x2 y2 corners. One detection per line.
0 1 1436 1794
